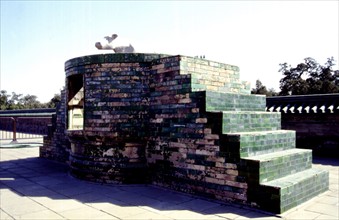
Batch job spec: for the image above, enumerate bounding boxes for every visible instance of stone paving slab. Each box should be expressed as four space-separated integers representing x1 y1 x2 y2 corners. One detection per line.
0 147 338 220
0 137 43 148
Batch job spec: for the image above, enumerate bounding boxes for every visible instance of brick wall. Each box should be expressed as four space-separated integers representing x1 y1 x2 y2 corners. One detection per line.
63 54 169 183
147 56 248 202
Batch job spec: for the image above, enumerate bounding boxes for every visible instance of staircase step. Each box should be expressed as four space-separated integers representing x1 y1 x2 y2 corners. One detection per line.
188 63 251 94
252 168 329 213
242 149 312 183
222 111 281 133
205 91 266 112
225 130 296 157
191 80 250 95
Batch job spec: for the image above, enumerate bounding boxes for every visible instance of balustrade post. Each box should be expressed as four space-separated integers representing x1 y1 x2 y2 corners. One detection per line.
10 117 18 144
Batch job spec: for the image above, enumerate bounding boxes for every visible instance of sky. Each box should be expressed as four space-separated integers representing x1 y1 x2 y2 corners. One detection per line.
1 1 338 102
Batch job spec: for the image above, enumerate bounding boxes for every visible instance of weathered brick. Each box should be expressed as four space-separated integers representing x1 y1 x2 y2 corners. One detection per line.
42 53 328 215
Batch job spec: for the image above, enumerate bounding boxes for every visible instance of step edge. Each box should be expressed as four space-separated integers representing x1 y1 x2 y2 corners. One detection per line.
261 168 329 188
226 130 295 136
243 148 311 161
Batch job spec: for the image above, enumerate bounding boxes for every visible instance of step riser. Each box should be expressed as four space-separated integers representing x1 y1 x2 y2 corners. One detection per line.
225 131 296 157
191 79 250 95
188 64 250 94
222 112 281 133
206 91 266 112
241 150 312 183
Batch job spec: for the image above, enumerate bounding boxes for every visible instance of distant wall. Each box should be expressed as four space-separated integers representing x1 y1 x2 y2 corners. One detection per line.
266 94 339 157
0 109 54 135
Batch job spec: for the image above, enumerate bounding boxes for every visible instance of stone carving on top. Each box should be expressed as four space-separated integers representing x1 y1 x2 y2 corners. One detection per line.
95 34 135 53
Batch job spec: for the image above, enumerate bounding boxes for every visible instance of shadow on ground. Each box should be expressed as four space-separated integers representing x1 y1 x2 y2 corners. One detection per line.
313 156 339 166
0 155 276 219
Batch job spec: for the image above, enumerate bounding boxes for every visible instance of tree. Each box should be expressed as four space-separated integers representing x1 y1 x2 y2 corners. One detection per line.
46 93 61 108
0 90 61 110
251 80 278 96
7 92 24 109
22 94 42 109
0 90 10 110
279 57 339 95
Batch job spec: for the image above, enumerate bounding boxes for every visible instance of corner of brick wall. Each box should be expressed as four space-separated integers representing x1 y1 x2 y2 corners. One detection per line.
40 89 70 163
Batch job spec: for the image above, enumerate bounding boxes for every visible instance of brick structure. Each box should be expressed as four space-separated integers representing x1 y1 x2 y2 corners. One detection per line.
41 53 329 213
40 90 70 162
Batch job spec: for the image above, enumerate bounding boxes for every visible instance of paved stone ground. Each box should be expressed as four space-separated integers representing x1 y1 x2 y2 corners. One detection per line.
0 146 338 220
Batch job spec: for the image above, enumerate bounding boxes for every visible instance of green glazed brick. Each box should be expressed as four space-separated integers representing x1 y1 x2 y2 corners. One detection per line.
222 111 281 133
205 91 266 112
245 149 312 183
186 59 251 94
65 53 171 71
262 168 329 213
191 83 206 91
228 130 295 157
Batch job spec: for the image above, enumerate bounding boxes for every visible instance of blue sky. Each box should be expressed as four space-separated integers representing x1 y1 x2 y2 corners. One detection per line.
1 1 338 102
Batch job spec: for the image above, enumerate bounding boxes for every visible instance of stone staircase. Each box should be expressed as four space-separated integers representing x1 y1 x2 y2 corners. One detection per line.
203 88 329 213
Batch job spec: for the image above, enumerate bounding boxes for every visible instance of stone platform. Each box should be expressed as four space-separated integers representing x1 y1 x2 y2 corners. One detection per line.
40 53 329 213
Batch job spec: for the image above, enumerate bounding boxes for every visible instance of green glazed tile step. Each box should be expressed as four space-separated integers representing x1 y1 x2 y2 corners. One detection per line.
222 111 281 133
186 60 251 94
257 168 329 213
191 80 250 95
227 130 296 157
243 149 312 183
217 81 251 95
205 91 266 112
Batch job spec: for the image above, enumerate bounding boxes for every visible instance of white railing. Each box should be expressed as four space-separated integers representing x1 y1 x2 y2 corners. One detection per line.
0 130 43 141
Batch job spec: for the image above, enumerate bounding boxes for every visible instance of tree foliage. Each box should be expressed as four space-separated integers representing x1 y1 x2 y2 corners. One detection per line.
279 57 339 95
0 90 61 110
251 80 278 96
